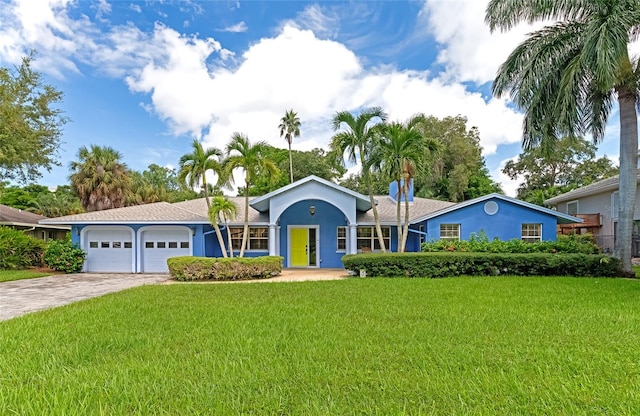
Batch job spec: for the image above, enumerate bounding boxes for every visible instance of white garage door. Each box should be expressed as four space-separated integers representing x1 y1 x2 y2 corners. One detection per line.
141 228 191 273
85 228 134 273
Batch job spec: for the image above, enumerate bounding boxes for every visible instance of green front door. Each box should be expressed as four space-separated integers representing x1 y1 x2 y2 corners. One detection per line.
290 228 308 267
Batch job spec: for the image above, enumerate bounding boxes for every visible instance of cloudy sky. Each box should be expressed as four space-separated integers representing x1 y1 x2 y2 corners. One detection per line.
0 0 624 196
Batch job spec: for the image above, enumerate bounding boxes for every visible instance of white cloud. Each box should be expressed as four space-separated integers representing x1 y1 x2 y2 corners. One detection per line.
129 4 141 13
218 21 248 33
494 156 521 197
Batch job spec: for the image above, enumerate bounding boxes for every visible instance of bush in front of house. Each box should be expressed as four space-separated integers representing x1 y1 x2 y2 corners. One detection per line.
167 256 284 281
342 252 623 278
43 234 86 273
0 226 46 269
421 231 600 254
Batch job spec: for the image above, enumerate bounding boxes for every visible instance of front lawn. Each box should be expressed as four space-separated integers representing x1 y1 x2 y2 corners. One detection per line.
0 268 54 283
1 277 640 414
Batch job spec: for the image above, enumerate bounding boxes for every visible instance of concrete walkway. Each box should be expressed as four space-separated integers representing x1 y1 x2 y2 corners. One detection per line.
0 269 350 321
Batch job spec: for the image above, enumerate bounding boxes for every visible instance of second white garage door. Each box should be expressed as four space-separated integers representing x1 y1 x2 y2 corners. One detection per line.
140 227 191 273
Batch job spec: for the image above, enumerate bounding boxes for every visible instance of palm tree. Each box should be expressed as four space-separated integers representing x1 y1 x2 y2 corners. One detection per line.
177 139 225 209
279 109 301 183
485 1 640 273
225 133 280 257
69 145 132 212
330 107 388 252
209 195 238 258
371 115 440 252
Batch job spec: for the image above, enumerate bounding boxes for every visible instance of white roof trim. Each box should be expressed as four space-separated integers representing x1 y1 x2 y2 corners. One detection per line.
412 193 583 225
250 175 373 212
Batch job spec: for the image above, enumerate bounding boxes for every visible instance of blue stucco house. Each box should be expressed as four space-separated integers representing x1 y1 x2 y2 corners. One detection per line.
40 175 581 273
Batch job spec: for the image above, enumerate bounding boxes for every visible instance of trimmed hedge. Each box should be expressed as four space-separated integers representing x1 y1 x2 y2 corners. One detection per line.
342 252 624 278
167 256 283 281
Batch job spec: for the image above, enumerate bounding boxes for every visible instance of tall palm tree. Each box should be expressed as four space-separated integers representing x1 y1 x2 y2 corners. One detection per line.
486 0 640 273
225 133 280 257
177 139 225 209
208 195 238 258
69 145 132 212
371 115 440 252
330 107 388 252
279 109 301 183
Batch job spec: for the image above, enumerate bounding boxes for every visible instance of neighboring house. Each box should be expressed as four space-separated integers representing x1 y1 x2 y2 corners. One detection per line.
545 173 640 255
0 203 70 240
40 175 581 273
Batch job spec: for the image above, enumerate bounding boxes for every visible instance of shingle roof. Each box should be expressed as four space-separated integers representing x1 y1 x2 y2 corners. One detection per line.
545 173 640 205
40 201 209 224
0 204 46 224
173 197 269 223
357 196 456 224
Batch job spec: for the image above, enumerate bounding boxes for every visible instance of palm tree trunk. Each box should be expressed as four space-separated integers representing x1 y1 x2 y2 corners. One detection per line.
615 88 638 274
225 219 233 258
240 178 250 257
213 223 228 258
203 177 211 209
288 141 294 183
401 180 411 253
395 179 403 252
362 154 386 253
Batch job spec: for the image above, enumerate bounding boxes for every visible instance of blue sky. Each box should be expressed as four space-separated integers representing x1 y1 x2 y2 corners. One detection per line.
0 0 625 196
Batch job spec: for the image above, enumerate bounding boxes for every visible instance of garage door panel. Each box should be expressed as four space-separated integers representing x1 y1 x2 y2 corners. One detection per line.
86 229 133 273
142 228 190 273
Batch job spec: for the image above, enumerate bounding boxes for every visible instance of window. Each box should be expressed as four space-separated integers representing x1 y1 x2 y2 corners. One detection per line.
89 241 98 248
145 242 154 249
113 242 122 249
180 241 189 249
522 223 542 242
124 242 132 249
101 242 110 248
440 224 460 241
229 227 269 251
567 201 578 216
168 242 178 249
419 224 426 244
157 242 166 249
357 226 391 251
337 226 346 251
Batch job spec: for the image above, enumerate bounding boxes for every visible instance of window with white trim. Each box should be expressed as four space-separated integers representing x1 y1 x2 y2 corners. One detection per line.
419 224 426 244
229 227 269 251
567 201 578 216
357 226 391 251
522 223 542 242
440 224 460 241
337 226 346 251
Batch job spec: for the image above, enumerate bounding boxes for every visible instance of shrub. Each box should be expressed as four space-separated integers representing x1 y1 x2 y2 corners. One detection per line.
43 234 86 273
421 231 600 254
342 252 623 278
167 256 284 281
0 226 46 269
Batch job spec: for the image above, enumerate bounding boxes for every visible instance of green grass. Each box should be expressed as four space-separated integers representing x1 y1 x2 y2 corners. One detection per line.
2 277 640 414
0 269 53 283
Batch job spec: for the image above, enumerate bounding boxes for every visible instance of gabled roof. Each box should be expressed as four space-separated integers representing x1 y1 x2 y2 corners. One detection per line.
357 196 455 225
173 197 268 223
413 193 583 225
250 175 373 212
40 202 209 224
545 173 640 205
0 203 46 224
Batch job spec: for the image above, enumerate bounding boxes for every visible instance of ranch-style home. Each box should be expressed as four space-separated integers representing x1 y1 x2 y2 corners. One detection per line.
1 203 69 241
40 175 581 273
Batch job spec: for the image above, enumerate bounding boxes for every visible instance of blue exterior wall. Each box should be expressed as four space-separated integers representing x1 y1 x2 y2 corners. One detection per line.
423 198 558 242
279 199 347 268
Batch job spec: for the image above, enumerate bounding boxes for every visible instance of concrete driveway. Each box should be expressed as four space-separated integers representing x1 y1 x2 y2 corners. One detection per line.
0 273 169 321
0 269 350 322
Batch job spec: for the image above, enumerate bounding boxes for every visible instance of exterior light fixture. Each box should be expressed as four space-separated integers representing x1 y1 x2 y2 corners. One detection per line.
310 205 316 216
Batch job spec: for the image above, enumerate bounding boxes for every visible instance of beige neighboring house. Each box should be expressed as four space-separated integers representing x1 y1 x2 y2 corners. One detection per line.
545 173 640 255
0 203 70 240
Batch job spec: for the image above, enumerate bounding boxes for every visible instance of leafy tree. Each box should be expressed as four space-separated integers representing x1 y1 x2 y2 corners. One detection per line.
0 55 67 183
414 115 501 201
0 184 44 211
35 186 83 217
225 133 280 257
486 0 639 272
370 115 440 252
178 140 226 209
208 195 238 258
330 107 388 252
278 109 301 183
247 146 345 195
502 137 618 205
69 145 132 212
